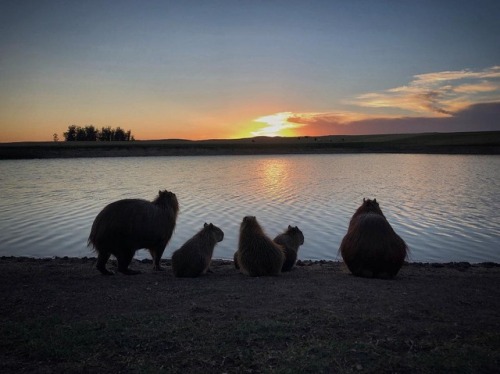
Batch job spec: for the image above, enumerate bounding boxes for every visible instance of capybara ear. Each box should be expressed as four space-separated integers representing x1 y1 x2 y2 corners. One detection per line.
204 222 208 228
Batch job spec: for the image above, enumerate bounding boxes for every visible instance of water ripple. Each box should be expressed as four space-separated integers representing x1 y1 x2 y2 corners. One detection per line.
1 154 499 263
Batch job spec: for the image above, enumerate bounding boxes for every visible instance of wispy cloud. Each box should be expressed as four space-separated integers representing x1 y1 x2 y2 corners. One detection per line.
254 66 500 137
352 66 500 116
413 66 500 84
251 111 387 137
286 102 500 136
453 80 499 93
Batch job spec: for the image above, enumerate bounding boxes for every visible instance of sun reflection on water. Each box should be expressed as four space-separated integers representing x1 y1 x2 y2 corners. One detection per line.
255 158 293 202
1 155 499 262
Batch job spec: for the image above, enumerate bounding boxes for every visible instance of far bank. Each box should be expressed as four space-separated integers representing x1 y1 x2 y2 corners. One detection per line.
1 131 500 159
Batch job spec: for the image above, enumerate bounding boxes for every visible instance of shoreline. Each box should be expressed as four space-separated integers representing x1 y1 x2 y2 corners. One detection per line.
2 256 499 267
1 256 499 372
1 131 500 159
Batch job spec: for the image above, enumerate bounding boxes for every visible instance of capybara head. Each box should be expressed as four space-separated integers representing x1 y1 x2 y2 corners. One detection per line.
353 198 384 218
204 222 224 242
155 190 179 212
286 225 305 245
241 216 258 230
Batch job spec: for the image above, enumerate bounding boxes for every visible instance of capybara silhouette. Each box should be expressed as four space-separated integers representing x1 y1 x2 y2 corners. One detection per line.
339 198 408 278
88 190 179 275
235 216 285 276
171 223 224 278
274 225 305 272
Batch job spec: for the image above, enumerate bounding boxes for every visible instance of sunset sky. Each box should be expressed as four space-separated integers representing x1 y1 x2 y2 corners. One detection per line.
1 0 499 142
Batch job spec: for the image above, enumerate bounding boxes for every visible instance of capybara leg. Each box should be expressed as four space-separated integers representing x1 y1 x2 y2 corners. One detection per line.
96 252 113 275
117 251 140 275
150 247 165 271
233 252 240 269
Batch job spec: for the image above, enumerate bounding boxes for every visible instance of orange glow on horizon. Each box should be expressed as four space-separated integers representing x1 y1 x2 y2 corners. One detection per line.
250 112 304 137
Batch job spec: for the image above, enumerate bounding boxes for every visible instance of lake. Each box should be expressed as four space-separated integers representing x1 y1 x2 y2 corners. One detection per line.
1 154 499 263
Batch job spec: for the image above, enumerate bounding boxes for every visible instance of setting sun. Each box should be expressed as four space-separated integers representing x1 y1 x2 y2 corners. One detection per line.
251 112 302 137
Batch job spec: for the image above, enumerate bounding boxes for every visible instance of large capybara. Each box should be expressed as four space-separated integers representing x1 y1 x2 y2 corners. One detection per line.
339 198 408 279
171 223 224 278
235 216 285 276
88 190 179 275
274 225 305 272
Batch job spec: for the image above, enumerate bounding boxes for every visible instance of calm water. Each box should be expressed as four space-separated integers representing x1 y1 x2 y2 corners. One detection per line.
1 154 499 263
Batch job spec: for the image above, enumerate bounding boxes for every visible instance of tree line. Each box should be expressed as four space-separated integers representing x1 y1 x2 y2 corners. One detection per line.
62 125 134 141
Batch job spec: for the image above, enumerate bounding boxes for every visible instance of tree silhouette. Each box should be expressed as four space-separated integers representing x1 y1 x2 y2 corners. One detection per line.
63 125 77 141
114 127 127 141
62 125 134 141
76 127 87 141
98 126 113 141
85 125 98 141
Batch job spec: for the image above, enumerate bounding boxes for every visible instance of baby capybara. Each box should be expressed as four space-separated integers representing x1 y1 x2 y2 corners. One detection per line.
88 190 179 275
274 225 305 272
339 198 408 279
171 223 224 278
235 216 285 276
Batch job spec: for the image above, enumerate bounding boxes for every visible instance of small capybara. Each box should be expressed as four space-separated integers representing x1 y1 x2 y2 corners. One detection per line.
339 198 408 279
88 190 179 275
274 225 305 272
235 216 285 276
171 223 224 278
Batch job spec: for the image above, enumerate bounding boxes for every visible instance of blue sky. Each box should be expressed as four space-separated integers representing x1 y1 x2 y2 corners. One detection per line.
1 0 499 141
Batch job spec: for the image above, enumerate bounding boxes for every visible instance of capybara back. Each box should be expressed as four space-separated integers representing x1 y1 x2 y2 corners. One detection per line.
88 190 179 275
172 223 224 278
339 199 407 278
236 216 284 276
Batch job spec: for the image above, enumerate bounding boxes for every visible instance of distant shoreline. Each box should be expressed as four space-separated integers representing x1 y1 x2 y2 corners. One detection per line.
1 131 500 159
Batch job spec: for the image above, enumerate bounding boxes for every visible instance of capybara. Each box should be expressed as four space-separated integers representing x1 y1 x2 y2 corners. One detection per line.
88 190 179 275
171 223 224 278
235 216 285 276
339 198 408 279
274 225 305 272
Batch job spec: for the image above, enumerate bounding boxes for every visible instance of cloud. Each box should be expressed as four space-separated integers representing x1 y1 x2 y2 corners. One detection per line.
256 66 500 137
287 102 500 136
412 66 500 84
453 80 499 94
288 111 378 125
352 66 500 116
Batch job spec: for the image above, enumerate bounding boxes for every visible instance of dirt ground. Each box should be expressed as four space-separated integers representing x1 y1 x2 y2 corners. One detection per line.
1 257 499 373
